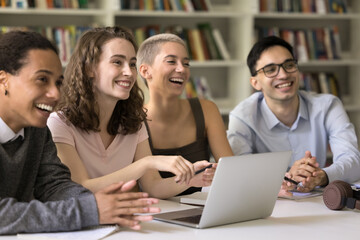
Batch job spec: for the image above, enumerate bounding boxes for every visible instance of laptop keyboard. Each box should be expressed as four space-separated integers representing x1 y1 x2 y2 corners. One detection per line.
174 214 202 224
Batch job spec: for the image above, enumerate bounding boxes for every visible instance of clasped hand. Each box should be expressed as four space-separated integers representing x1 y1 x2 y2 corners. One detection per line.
279 151 327 196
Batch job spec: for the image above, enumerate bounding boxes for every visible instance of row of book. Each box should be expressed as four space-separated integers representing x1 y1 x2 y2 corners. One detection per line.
180 76 213 100
1 22 230 64
118 0 211 11
299 72 340 98
134 23 230 61
182 72 340 101
255 26 341 61
0 0 89 8
0 26 91 64
259 0 348 13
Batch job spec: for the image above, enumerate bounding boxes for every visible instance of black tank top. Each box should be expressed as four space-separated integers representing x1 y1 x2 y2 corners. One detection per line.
144 98 210 195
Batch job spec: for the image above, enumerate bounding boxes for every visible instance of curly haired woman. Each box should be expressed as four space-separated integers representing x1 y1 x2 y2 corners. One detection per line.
47 27 214 199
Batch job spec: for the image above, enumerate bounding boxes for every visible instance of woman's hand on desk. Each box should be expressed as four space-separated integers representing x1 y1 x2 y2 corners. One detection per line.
188 161 217 187
141 155 195 184
94 180 160 230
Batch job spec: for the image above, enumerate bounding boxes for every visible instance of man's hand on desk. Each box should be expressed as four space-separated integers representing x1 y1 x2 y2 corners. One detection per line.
94 180 160 230
287 151 328 192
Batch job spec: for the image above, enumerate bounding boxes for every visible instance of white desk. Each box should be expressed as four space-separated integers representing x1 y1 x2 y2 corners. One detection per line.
1 196 359 240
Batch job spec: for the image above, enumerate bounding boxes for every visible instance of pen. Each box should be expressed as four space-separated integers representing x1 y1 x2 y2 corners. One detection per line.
195 164 213 175
175 164 213 183
284 176 299 185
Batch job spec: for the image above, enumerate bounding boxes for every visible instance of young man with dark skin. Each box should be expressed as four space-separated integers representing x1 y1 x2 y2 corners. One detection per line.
0 31 159 234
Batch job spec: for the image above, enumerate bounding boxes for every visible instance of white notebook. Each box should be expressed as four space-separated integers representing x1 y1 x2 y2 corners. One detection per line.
180 192 208 206
17 225 119 240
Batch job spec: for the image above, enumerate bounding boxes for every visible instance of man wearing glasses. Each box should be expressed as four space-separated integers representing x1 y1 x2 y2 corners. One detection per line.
227 36 360 194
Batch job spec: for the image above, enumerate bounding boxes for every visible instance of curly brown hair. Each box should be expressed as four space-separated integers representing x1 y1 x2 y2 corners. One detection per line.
56 26 146 135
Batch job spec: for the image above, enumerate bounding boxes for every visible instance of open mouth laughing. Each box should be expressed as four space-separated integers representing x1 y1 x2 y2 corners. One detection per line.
169 78 184 85
275 82 293 89
35 103 53 112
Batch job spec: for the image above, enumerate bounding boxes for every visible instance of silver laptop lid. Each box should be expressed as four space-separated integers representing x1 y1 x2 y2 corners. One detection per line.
153 151 291 229
199 151 291 228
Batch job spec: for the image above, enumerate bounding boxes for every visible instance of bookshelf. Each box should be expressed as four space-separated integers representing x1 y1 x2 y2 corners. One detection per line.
0 0 249 116
1 0 359 142
108 0 247 116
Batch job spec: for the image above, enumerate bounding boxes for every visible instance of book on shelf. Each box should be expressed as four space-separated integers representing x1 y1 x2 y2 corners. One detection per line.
295 30 309 62
181 0 194 12
280 30 295 50
190 28 206 61
0 25 91 65
35 0 47 8
330 25 341 59
301 0 313 13
171 0 182 11
315 0 327 13
131 22 228 61
299 72 340 98
306 29 316 60
181 76 213 100
145 0 154 10
134 26 146 46
323 27 334 59
328 0 347 13
318 72 330 94
198 27 211 60
163 0 171 10
1 0 89 9
314 28 328 60
118 0 210 11
212 28 231 60
194 76 213 100
186 28 199 60
197 22 222 60
258 0 348 13
256 26 342 61
164 25 192 58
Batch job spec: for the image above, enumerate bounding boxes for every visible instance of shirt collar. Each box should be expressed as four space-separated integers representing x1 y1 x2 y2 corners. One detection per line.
260 93 309 130
260 98 280 129
0 117 24 143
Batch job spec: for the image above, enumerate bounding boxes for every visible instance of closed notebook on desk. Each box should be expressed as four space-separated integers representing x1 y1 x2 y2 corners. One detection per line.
153 151 292 228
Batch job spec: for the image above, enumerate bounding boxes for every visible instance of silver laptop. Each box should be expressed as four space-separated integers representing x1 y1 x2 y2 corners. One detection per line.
153 151 292 228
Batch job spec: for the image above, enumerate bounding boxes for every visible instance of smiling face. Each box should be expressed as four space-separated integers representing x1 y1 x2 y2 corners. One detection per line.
0 49 63 133
250 45 299 106
145 41 190 97
93 38 137 104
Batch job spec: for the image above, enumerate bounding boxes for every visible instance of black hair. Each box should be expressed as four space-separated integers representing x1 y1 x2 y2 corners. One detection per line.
247 36 294 76
0 31 58 75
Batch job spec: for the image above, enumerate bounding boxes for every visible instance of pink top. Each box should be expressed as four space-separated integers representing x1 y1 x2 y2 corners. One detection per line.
47 112 148 179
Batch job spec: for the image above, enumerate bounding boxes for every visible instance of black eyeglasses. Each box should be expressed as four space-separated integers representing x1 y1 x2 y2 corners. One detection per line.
255 59 298 78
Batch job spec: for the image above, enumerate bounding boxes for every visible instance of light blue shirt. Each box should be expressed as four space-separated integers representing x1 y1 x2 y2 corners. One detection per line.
0 117 24 144
227 90 360 183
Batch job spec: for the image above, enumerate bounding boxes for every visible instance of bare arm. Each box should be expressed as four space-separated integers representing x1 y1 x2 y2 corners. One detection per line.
55 141 198 195
200 99 233 161
55 142 154 192
136 140 212 199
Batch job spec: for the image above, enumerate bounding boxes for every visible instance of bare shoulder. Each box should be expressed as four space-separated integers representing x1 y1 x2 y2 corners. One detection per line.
198 99 220 115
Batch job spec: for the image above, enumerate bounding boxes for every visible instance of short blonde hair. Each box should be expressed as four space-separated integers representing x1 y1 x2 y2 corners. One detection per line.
137 33 186 82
